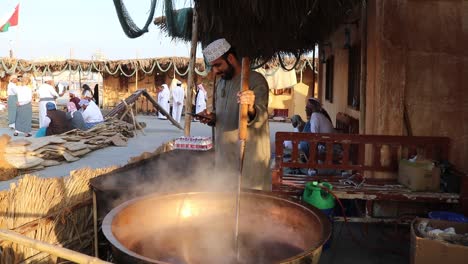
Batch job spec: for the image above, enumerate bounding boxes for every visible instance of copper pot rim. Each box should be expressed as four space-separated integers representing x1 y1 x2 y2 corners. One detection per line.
102 190 332 264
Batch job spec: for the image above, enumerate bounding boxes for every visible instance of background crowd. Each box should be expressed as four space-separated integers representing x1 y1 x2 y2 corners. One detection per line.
6 74 104 138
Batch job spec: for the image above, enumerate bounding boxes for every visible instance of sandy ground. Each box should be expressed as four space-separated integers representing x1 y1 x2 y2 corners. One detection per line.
0 112 291 190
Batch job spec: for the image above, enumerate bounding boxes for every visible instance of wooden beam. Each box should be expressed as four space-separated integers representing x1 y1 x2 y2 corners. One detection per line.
184 7 199 136
142 90 183 129
0 229 111 264
359 0 368 134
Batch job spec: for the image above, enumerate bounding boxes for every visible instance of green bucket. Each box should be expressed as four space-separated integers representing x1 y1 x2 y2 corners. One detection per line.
303 181 336 250
303 181 335 210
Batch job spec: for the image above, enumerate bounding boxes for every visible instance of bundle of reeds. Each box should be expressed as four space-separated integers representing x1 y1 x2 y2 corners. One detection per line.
0 166 117 263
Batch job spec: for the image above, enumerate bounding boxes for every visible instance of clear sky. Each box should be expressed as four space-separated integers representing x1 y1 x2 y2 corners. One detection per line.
0 0 201 60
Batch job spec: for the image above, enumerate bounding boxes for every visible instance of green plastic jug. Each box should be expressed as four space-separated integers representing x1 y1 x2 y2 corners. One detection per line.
303 181 335 210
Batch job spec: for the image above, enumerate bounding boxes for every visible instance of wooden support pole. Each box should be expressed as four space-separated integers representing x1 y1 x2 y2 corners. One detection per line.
359 0 367 134
92 191 99 258
0 229 111 264
184 7 199 137
122 100 137 134
135 61 139 115
212 75 217 145
235 57 251 261
312 45 316 97
238 58 251 142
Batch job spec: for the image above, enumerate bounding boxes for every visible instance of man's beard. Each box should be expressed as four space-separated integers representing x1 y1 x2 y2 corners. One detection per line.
220 61 235 80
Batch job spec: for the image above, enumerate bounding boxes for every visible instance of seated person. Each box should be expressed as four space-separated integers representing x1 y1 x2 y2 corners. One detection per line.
82 84 94 102
284 115 306 149
299 98 341 175
299 98 335 154
79 99 104 129
69 90 81 110
44 102 72 136
66 102 86 130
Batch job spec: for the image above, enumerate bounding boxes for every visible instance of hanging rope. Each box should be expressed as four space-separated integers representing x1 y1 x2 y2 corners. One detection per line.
1 60 17 74
278 52 302 71
155 59 173 73
173 58 190 76
0 58 211 78
140 60 157 74
112 0 158 38
91 61 104 72
18 61 33 72
194 67 208 77
119 63 138 78
67 63 80 74
251 58 269 70
51 64 70 77
104 64 121 75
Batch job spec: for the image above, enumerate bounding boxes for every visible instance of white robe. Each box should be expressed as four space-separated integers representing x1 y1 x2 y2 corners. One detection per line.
309 112 335 133
17 85 32 106
195 89 207 114
38 83 59 128
7 82 17 96
15 85 33 134
82 101 104 123
7 82 17 127
171 85 185 123
157 85 171 119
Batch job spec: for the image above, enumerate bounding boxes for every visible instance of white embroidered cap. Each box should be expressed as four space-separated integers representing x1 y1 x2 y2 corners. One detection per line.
203 38 231 63
43 76 53 82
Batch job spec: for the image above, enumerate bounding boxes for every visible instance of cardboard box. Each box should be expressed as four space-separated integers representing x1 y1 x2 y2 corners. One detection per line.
398 159 440 191
411 218 468 264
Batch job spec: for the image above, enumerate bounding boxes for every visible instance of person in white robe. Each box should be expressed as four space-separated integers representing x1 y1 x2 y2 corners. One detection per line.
195 83 207 114
14 76 33 137
7 74 18 129
157 84 171 120
38 77 59 128
171 81 185 123
79 99 104 129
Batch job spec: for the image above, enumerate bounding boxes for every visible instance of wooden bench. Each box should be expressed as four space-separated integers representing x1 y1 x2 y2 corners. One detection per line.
272 132 468 222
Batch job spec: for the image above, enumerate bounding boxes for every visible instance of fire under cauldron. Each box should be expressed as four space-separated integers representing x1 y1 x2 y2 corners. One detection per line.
102 190 331 264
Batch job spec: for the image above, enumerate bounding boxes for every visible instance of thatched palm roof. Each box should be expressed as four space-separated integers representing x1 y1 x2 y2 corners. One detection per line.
0 57 206 77
152 0 360 62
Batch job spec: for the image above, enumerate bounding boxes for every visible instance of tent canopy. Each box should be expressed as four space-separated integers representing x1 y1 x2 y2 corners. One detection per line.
114 0 360 62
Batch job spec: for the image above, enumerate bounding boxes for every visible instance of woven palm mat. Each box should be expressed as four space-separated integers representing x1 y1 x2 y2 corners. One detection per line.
1 118 137 175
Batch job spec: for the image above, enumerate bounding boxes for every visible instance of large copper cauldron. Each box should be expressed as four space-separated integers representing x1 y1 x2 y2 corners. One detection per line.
102 191 331 264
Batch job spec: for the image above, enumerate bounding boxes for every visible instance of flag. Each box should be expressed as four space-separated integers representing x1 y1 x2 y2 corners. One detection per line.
0 3 20 32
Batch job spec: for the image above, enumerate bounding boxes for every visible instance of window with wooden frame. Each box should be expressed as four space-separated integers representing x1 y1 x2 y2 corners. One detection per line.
325 56 334 102
347 45 361 110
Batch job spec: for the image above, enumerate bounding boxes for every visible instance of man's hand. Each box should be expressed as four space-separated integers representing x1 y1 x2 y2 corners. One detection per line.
196 110 216 126
237 90 256 117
